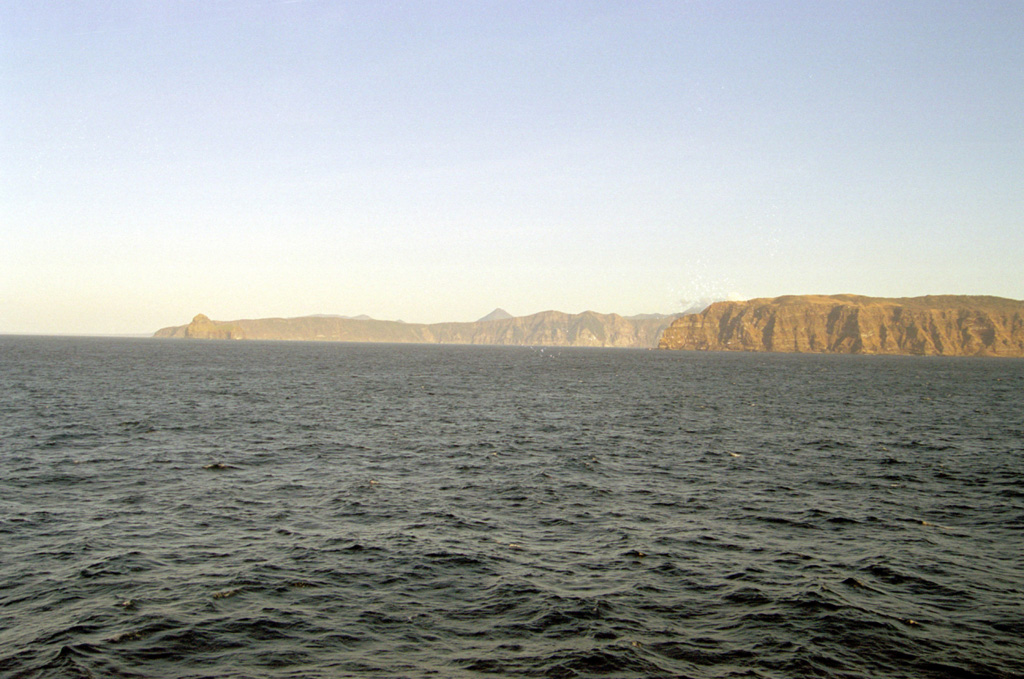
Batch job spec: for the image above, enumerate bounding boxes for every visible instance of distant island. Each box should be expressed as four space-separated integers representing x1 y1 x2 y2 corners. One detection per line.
658 295 1024 357
154 309 678 348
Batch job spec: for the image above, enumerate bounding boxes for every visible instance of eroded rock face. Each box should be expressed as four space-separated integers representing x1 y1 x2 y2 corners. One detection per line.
657 295 1024 357
155 310 675 348
180 314 242 340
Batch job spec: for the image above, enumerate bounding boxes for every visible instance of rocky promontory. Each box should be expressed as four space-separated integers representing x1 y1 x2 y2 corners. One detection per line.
154 310 676 349
658 295 1024 356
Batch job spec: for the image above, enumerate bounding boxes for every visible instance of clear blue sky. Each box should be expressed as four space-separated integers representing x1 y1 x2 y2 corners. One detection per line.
3 1 1022 334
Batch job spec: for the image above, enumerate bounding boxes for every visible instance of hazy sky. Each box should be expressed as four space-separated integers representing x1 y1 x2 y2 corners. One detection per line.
3 1 1022 334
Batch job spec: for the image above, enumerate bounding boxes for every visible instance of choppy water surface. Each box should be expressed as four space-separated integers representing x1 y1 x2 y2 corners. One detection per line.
1 337 1022 678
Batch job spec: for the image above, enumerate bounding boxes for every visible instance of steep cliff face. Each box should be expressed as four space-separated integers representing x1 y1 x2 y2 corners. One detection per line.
154 310 675 348
658 295 1024 357
176 314 243 340
425 310 670 347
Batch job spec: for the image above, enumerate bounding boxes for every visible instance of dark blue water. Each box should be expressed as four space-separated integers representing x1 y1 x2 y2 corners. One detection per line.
1 336 1022 678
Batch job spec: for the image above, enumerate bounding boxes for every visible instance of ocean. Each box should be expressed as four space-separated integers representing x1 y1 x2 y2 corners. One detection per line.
1 336 1022 678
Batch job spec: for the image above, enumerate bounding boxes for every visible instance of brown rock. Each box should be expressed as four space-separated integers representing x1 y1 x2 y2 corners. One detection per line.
658 295 1024 357
154 310 676 348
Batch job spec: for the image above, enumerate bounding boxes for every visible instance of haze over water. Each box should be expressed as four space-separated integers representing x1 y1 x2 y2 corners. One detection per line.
2 337 1022 678
4 3 1023 335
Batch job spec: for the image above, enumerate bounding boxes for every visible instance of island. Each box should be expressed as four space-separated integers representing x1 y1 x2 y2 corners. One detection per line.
154 310 676 349
657 295 1024 357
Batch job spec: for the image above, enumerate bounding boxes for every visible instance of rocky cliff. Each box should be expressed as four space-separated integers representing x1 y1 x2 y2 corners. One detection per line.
155 310 675 348
658 295 1024 356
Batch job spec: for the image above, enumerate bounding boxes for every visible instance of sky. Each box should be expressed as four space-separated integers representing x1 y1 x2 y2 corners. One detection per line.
3 1 1023 335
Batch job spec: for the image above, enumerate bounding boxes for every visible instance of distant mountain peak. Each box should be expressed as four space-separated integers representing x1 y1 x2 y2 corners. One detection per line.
477 308 514 322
